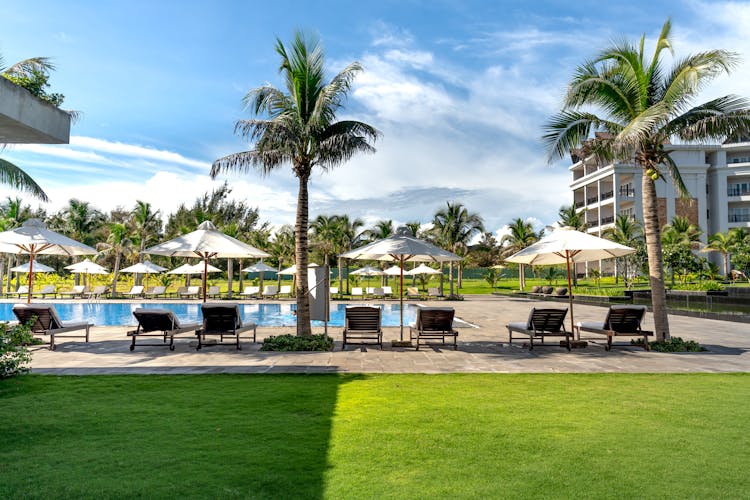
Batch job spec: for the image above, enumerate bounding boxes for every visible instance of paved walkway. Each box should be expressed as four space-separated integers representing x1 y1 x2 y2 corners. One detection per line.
25 295 750 374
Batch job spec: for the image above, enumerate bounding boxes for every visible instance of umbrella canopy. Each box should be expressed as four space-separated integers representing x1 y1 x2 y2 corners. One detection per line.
405 263 442 275
167 263 198 275
350 265 384 276
10 261 55 273
0 219 96 302
145 221 269 301
187 262 221 274
505 227 636 334
119 260 167 274
341 228 461 340
65 258 109 274
382 265 405 276
242 262 277 273
278 263 319 275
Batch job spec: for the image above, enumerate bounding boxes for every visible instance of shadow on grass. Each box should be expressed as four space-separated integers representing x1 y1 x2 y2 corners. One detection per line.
0 373 362 499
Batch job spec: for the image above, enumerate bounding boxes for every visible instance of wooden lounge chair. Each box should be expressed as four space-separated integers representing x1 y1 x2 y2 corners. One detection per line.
409 306 458 350
240 286 260 298
262 285 278 298
207 286 222 299
33 285 57 298
178 286 200 299
7 285 29 298
123 285 144 298
577 305 653 351
12 303 92 351
60 285 88 298
506 308 571 351
195 303 257 350
127 308 199 351
85 285 109 299
427 287 443 299
342 305 382 350
144 286 167 298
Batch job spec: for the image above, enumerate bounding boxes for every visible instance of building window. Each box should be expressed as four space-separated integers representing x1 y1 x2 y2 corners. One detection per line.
729 207 750 222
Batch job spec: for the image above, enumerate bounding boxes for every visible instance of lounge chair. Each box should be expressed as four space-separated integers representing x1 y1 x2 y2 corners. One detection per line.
278 285 292 298
7 285 29 298
144 286 167 298
576 305 653 351
207 286 222 299
30 285 57 298
427 287 443 299
365 287 375 296
382 286 393 298
372 287 386 299
127 308 200 351
123 285 144 298
351 287 364 298
342 305 382 350
241 286 260 298
85 285 109 299
409 306 458 350
406 287 421 300
178 286 200 299
329 286 339 296
506 308 571 351
262 285 278 298
60 285 88 298
12 303 92 351
195 303 257 350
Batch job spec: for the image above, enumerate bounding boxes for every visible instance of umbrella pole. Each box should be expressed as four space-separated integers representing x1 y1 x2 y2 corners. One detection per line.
27 253 34 304
566 251 575 339
203 258 208 303
400 256 404 341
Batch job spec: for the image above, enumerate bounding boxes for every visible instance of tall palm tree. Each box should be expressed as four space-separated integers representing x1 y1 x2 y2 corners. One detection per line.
558 204 586 231
310 215 340 266
211 32 380 336
60 199 103 246
663 215 702 247
405 221 422 239
432 202 484 296
335 215 364 294
270 225 296 290
705 231 735 277
543 19 750 341
131 200 161 260
96 223 135 298
500 218 543 290
604 214 643 286
365 219 394 242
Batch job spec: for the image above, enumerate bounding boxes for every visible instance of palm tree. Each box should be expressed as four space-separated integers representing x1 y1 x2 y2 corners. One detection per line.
543 19 750 341
405 221 422 239
705 231 735 278
60 199 103 246
432 202 484 297
310 215 340 266
96 223 135 298
663 215 702 247
604 215 643 286
500 218 543 290
365 219 394 242
335 215 364 294
558 204 586 231
131 200 161 260
270 225 296 290
211 32 380 336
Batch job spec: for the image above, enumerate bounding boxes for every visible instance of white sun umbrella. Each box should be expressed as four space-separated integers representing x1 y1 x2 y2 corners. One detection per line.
187 262 221 274
278 263 319 275
405 263 443 275
351 264 385 291
144 221 269 302
340 228 461 340
167 263 197 275
119 260 168 289
65 258 109 288
382 265 405 276
0 219 96 303
11 261 55 273
505 226 636 334
242 261 277 294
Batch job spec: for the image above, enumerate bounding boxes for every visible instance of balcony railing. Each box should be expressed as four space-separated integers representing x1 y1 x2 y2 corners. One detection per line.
600 216 615 225
574 200 585 208
600 190 613 201
729 213 750 222
586 196 598 205
727 187 750 197
619 186 635 197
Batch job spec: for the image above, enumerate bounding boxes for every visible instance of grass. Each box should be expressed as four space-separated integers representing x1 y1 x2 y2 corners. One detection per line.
1 373 748 498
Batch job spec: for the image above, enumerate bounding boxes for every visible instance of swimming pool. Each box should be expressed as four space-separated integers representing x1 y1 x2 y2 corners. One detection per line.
0 302 418 327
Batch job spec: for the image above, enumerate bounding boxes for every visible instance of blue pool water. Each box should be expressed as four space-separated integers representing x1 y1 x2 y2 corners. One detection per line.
0 302 417 327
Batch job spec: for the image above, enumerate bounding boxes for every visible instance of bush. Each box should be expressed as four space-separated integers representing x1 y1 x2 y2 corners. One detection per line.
260 334 333 352
0 322 36 378
632 337 706 352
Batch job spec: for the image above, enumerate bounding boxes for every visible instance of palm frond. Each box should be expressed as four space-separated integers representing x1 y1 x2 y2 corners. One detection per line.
666 95 750 141
659 50 739 111
662 153 690 198
617 102 669 146
542 110 622 162
0 158 49 201
1 57 55 78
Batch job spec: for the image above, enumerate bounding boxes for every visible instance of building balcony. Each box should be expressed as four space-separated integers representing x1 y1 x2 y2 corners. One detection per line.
600 190 614 201
619 186 636 198
586 196 599 205
729 213 750 223
728 187 750 197
0 77 71 144
600 216 615 225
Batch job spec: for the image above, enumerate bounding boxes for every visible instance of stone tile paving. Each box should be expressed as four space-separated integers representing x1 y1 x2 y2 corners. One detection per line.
26 295 750 375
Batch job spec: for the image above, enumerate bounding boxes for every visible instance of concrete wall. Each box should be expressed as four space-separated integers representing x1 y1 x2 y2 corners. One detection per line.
0 77 71 144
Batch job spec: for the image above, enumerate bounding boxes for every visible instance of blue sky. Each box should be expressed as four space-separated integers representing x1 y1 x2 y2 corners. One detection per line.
3 0 750 236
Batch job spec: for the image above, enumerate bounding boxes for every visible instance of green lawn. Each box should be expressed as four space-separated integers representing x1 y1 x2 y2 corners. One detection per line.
2 374 748 498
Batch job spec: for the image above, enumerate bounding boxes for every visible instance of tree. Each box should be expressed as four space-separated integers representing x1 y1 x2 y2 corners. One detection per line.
500 218 543 290
310 215 340 266
706 231 735 277
211 32 379 336
604 215 644 287
365 219 394 242
543 19 750 341
335 215 364 294
270 225 296 290
558 204 586 231
96 223 135 298
432 202 484 296
405 221 422 239
131 200 162 260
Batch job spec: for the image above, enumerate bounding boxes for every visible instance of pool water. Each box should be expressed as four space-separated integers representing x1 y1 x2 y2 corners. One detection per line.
0 302 418 327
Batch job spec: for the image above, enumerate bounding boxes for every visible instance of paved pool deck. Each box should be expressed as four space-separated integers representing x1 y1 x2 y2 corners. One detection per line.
21 294 750 375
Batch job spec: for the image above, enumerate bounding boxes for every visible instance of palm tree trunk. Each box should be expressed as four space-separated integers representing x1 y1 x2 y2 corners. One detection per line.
227 258 234 298
642 172 670 341
295 174 312 336
238 259 244 291
337 256 343 297
448 261 455 297
111 253 121 298
457 261 463 289
723 252 729 277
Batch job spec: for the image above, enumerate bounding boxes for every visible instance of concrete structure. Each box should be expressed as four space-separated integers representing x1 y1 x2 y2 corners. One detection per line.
0 76 71 144
569 139 750 273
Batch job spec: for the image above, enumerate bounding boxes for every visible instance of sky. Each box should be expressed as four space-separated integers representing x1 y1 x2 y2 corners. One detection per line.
3 0 750 238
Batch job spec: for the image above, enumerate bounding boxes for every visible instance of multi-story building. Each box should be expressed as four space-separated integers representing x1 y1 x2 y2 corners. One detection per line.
568 137 750 274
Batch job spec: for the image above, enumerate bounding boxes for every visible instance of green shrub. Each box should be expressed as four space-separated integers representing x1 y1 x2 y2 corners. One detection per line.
261 334 333 352
632 337 706 352
677 281 724 292
0 322 36 378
